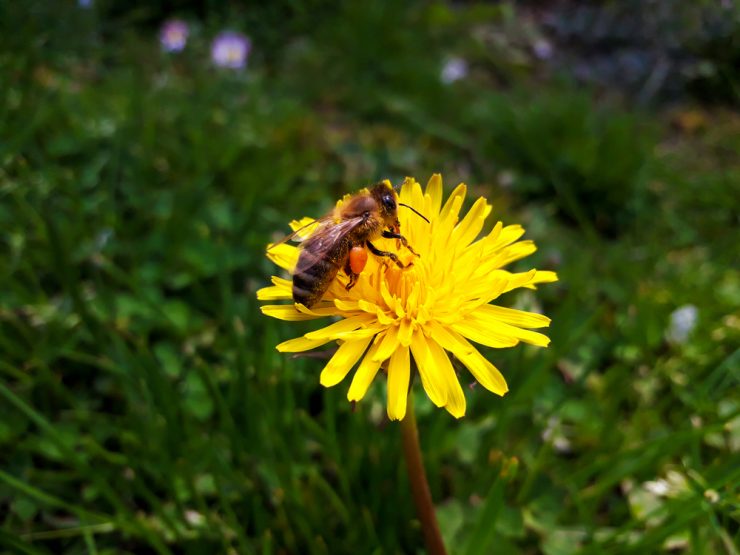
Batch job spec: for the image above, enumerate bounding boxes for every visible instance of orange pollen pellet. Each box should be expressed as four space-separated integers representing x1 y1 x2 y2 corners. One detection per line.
349 246 368 274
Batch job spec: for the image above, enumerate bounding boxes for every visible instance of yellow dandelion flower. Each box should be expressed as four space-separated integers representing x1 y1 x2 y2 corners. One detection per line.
258 175 558 420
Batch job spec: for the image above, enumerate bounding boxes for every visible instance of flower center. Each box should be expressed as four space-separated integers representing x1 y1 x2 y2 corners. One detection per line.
380 261 428 323
226 46 242 62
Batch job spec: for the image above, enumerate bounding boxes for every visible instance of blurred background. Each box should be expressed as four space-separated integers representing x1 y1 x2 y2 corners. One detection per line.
1 1 739 553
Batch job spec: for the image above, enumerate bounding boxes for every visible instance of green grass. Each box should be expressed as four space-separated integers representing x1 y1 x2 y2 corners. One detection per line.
1 2 739 554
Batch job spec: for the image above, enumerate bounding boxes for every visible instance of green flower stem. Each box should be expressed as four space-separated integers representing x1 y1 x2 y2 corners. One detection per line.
400 395 448 555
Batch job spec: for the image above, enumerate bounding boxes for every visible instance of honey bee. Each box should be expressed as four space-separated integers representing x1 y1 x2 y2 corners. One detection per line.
271 181 429 308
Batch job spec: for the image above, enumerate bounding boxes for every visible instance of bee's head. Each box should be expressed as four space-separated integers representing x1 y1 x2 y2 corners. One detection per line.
370 180 430 229
370 180 399 223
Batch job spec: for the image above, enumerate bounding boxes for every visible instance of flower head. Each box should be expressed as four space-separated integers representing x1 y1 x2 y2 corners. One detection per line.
258 175 557 420
440 57 468 84
533 38 554 60
666 304 698 344
160 19 189 53
211 31 251 69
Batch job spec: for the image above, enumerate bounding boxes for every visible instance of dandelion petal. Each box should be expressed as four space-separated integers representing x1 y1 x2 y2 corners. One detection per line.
260 305 331 321
451 319 520 348
372 325 400 362
425 174 443 217
466 310 551 347
504 270 558 293
456 348 508 396
277 335 333 353
497 241 538 267
474 305 551 329
427 320 475 355
439 183 466 222
305 314 374 340
320 337 372 387
257 285 292 300
452 197 488 247
387 346 410 421
266 243 299 272
410 329 447 407
399 177 420 206
427 339 466 418
398 318 413 347
347 341 382 401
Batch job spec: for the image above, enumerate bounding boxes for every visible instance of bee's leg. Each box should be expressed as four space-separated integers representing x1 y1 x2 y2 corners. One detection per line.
366 241 412 269
381 229 419 257
343 257 360 291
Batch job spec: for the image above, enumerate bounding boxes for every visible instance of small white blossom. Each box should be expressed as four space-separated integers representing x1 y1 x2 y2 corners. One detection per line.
440 57 468 84
533 38 554 60
666 304 698 344
644 479 670 496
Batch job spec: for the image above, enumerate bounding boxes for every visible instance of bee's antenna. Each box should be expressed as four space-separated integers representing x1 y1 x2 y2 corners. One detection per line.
399 203 430 223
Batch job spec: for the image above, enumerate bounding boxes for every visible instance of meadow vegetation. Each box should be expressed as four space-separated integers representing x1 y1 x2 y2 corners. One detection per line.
1 1 738 553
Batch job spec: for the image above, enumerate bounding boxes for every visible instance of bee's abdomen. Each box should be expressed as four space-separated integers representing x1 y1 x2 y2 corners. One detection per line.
292 250 343 308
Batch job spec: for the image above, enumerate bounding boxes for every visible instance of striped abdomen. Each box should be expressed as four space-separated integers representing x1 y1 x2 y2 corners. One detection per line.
292 241 349 307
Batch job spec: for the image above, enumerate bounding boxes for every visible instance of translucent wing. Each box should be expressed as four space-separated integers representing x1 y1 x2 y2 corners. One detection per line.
267 214 332 250
297 215 367 268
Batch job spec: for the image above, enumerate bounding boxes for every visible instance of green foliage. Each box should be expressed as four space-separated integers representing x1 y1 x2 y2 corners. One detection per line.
464 90 655 236
1 1 739 554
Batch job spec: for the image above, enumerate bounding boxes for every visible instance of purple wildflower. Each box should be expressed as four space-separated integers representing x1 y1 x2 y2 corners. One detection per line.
440 57 468 84
211 31 251 70
160 19 189 53
666 305 698 344
533 38 554 61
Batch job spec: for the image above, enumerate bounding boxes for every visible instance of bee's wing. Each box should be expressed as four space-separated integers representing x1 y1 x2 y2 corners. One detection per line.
267 214 332 250
297 215 367 266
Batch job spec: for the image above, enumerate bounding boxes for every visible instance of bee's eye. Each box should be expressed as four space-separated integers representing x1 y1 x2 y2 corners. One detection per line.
382 194 396 211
